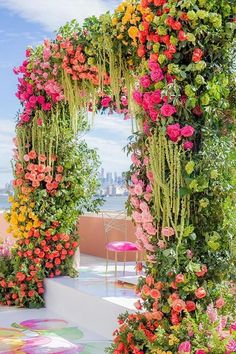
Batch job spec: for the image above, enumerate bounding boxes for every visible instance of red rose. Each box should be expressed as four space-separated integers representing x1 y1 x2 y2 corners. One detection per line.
172 21 182 31
166 123 181 142
186 301 196 312
192 105 203 116
28 290 35 298
195 287 207 299
16 272 26 282
38 287 45 294
0 280 7 288
178 30 187 41
54 258 61 266
192 48 203 62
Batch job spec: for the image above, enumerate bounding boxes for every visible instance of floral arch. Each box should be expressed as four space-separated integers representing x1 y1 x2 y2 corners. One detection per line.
1 0 236 352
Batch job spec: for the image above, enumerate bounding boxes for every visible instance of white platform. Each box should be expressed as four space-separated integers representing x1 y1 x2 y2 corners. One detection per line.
45 254 138 339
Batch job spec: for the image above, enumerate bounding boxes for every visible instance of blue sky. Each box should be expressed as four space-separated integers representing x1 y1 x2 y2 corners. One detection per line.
0 0 132 188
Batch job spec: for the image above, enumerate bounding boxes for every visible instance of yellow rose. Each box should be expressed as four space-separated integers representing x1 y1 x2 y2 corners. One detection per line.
128 26 139 40
122 13 131 25
112 17 118 26
145 13 154 23
117 3 125 12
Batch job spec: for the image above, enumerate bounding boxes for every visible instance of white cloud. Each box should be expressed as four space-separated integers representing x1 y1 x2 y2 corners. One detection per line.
0 0 119 32
85 114 133 174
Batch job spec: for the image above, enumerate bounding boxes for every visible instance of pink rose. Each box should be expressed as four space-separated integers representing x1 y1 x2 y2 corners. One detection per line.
134 184 143 195
130 197 140 208
131 154 141 167
133 90 143 105
230 321 236 333
148 60 160 71
101 96 112 108
215 297 225 309
166 123 181 142
139 202 149 212
195 350 207 354
150 90 162 104
143 223 157 235
175 273 185 283
132 211 142 223
181 125 195 137
144 243 155 252
147 171 154 182
149 109 159 121
157 240 167 249
131 174 139 184
183 141 193 150
161 227 175 237
144 193 152 202
178 341 191 353
150 69 164 83
142 211 153 223
140 75 151 88
161 103 176 117
134 300 142 310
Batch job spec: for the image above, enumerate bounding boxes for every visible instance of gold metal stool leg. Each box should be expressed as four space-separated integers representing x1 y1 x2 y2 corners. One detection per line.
106 249 109 273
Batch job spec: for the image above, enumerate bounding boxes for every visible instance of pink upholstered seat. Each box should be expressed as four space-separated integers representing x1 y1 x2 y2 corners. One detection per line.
106 241 139 252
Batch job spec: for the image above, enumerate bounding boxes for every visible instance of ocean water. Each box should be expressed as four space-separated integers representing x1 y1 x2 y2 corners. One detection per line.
0 194 127 212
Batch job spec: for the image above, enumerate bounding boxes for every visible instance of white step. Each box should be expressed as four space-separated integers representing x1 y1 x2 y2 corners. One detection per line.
45 255 138 339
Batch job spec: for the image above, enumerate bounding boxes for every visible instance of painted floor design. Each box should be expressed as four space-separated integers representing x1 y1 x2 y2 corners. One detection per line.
0 309 111 354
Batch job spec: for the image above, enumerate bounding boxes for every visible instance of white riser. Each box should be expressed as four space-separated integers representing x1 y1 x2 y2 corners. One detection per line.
45 277 135 339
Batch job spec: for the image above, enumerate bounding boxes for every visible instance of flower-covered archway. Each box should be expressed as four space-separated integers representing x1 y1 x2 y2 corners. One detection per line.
1 0 236 352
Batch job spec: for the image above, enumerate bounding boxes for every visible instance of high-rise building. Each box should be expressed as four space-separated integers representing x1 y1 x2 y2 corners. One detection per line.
114 172 118 183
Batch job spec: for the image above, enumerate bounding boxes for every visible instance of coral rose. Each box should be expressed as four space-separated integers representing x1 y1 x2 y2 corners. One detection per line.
172 299 186 313
195 287 207 299
186 301 196 312
192 48 203 62
175 273 185 283
215 297 225 309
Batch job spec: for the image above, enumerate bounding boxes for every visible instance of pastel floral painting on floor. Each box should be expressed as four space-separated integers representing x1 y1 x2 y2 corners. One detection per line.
0 319 110 353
